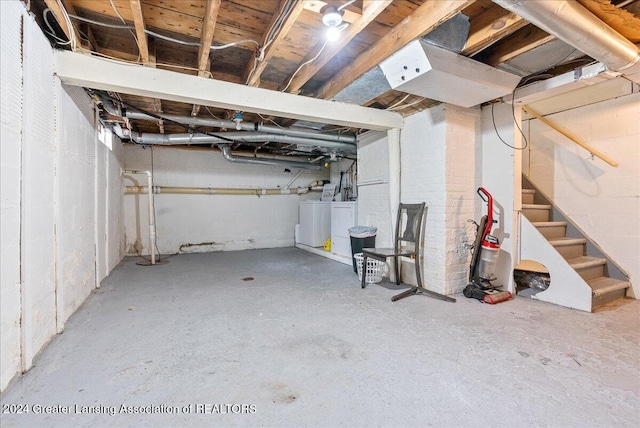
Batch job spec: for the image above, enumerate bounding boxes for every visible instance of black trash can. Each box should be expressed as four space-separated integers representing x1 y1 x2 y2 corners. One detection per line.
348 226 377 273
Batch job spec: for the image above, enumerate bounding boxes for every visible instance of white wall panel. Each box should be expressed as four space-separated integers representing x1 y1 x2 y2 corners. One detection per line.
527 93 640 297
123 145 327 255
55 85 97 324
20 9 57 369
0 0 25 392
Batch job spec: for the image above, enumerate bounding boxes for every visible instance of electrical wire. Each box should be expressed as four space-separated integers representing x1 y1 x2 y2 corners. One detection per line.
43 9 72 45
281 41 328 93
109 0 141 62
67 13 260 50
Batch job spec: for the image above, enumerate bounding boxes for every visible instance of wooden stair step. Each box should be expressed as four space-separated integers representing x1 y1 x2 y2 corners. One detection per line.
588 277 630 308
522 189 535 204
568 256 607 281
522 204 551 210
532 221 567 239
532 221 567 227
549 237 586 258
567 256 606 269
522 189 535 194
548 237 586 247
587 277 630 296
523 204 552 222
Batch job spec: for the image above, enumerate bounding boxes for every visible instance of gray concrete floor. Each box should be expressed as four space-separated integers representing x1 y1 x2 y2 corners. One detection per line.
1 248 639 428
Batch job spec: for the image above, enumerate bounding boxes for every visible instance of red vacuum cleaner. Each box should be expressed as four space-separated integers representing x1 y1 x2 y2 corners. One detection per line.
463 187 512 304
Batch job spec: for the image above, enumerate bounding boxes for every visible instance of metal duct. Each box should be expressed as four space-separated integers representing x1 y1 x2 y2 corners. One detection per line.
97 94 356 144
220 146 323 170
492 0 640 73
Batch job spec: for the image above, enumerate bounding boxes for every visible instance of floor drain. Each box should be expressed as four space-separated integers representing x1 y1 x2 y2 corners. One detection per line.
242 277 254 281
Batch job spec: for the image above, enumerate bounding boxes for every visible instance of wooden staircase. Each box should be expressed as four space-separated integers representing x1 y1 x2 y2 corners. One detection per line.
521 187 630 309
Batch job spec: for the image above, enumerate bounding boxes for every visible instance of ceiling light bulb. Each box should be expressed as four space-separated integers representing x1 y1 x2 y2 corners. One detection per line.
326 26 340 42
322 7 342 27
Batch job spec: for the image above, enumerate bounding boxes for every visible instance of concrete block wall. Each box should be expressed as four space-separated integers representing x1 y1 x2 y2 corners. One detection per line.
399 105 480 295
122 145 328 255
525 92 640 297
0 0 25 395
0 1 125 393
400 106 448 294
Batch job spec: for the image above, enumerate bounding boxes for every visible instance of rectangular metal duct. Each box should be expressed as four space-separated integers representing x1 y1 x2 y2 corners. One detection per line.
379 40 522 108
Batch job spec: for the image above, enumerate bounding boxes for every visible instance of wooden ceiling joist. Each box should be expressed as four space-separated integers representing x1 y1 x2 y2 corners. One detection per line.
243 0 306 87
462 7 528 56
192 0 222 117
129 0 149 64
313 0 475 100
485 25 555 66
281 0 393 94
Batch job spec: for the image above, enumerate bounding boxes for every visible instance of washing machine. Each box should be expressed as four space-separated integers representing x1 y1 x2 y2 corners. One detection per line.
298 201 331 247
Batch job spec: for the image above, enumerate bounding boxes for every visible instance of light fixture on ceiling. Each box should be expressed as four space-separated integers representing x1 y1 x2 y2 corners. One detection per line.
321 6 343 42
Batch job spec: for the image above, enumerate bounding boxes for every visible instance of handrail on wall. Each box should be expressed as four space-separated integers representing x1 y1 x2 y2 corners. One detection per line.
522 105 619 168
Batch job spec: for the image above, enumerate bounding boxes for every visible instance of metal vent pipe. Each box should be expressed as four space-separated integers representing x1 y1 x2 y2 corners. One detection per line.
131 131 356 152
492 0 640 72
220 146 323 170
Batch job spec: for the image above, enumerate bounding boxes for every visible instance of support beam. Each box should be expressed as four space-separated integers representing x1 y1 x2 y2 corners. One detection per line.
54 50 403 130
148 37 162 115
523 105 618 167
314 0 474 100
196 0 221 75
484 25 555 66
243 0 306 87
462 8 527 56
129 0 149 64
281 0 392 93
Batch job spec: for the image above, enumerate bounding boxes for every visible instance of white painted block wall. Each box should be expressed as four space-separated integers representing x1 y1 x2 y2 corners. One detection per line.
0 0 25 394
525 92 640 297
0 1 125 392
123 145 328 255
399 105 480 295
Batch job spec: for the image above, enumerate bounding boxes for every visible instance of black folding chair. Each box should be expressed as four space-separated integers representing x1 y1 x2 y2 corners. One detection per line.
361 203 456 303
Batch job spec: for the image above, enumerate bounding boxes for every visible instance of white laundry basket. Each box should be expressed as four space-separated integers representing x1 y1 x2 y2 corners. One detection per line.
354 253 387 284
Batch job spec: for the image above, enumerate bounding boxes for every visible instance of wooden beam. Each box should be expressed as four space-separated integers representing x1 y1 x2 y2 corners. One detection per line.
243 0 306 87
281 0 392 93
55 50 404 130
196 0 221 75
314 0 475 100
523 105 618 167
148 37 163 118
485 25 555 66
462 8 528 56
129 0 150 64
192 0 221 117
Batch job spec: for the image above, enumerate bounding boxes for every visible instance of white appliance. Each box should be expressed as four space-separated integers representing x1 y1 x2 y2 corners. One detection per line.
331 202 357 258
298 201 331 247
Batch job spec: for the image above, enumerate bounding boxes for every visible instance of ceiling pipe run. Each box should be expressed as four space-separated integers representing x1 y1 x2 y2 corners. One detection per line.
492 0 640 75
220 145 324 170
125 185 312 195
129 131 356 152
97 94 356 144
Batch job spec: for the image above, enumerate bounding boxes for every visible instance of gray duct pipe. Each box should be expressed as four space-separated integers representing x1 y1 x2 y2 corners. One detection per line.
220 146 323 170
492 0 640 73
132 131 356 152
98 94 356 144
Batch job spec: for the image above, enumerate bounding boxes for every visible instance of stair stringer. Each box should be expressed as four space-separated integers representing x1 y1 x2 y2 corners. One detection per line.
520 216 592 312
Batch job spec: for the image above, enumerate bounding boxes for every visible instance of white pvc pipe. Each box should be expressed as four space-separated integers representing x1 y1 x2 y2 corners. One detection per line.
125 170 156 264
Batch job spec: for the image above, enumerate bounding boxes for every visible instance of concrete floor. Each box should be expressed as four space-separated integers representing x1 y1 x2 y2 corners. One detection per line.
1 248 639 427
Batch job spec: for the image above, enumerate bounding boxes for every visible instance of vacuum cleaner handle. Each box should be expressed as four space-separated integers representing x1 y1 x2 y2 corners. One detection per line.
477 187 494 240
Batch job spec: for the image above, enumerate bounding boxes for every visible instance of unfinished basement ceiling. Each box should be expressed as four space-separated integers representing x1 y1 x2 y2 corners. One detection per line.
32 0 640 157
